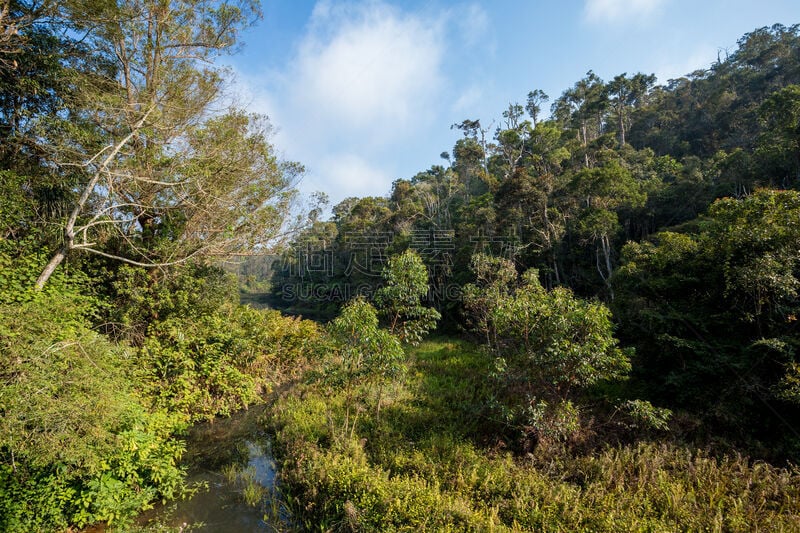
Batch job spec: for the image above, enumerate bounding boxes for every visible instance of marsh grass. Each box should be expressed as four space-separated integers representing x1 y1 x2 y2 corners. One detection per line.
268 338 800 531
241 479 267 508
221 462 240 484
219 463 268 508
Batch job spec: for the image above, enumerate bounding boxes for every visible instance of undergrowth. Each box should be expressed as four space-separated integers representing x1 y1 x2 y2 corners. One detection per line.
268 338 800 532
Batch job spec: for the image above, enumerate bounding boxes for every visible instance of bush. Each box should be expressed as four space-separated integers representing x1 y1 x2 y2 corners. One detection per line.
0 295 186 531
268 339 800 532
138 301 324 421
0 238 97 306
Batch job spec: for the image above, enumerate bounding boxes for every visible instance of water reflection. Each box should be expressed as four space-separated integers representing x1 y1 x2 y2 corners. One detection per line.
138 406 295 532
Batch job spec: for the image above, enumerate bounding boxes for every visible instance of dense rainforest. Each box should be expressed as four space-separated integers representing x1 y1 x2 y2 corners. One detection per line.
1 0 800 530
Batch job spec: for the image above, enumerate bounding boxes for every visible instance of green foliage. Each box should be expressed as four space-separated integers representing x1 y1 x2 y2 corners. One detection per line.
0 294 186 531
777 362 800 404
464 263 631 444
110 263 238 341
461 253 517 345
139 310 261 421
756 84 800 185
614 190 800 452
374 250 441 345
0 238 96 306
325 297 405 438
619 399 673 432
139 301 322 421
464 260 631 421
492 269 631 398
0 267 320 529
269 339 800 532
0 171 32 238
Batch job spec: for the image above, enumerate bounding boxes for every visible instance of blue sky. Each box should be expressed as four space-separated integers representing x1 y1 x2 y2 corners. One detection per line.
225 0 799 207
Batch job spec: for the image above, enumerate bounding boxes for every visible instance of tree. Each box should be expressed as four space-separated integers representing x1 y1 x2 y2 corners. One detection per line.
374 250 440 345
461 253 517 348
494 102 534 182
606 73 656 147
494 121 570 285
464 262 630 444
0 0 32 72
327 297 404 436
569 159 646 296
552 71 607 167
613 190 800 450
526 89 549 126
474 267 630 401
756 84 800 188
34 0 300 290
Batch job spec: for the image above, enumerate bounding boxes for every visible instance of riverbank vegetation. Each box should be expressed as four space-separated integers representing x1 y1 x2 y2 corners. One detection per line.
269 339 800 531
2 0 800 530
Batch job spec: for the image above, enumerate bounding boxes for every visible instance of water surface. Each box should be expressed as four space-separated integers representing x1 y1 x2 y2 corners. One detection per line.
138 406 294 532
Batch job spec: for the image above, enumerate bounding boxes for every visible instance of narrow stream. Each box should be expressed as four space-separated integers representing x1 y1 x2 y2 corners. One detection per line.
137 405 295 532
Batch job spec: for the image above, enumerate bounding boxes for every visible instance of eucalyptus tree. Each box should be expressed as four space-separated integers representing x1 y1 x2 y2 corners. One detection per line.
34 0 301 289
494 102 533 182
525 89 548 126
552 71 607 167
606 72 656 147
569 159 646 297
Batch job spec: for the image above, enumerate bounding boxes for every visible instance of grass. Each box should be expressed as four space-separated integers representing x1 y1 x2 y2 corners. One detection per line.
219 463 268 508
266 337 800 532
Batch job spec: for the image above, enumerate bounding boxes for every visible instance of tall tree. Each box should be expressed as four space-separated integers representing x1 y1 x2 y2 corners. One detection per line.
606 72 656 147
570 159 646 296
552 71 607 167
374 250 440 345
35 0 300 289
756 84 800 188
525 89 548 126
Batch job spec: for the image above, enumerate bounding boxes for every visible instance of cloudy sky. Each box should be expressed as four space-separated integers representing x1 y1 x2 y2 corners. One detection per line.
226 0 799 207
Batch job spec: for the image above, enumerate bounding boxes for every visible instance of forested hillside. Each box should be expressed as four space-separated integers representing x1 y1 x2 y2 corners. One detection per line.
2 0 800 529
270 22 800 457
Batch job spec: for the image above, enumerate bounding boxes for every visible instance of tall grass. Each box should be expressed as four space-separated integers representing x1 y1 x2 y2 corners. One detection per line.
267 338 800 531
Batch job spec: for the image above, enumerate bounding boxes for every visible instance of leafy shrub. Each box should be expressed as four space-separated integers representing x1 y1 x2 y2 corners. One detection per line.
110 263 239 344
269 339 800 532
138 301 323 421
0 238 97 306
464 260 632 445
0 295 186 531
374 250 440 345
325 297 405 439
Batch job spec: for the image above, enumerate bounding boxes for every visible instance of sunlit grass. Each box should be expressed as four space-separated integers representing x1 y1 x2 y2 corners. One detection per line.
267 337 800 531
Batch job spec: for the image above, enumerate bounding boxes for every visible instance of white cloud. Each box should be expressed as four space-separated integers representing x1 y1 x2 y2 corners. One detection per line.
452 85 484 114
311 153 393 199
583 0 666 24
291 1 445 138
455 3 490 49
228 1 493 206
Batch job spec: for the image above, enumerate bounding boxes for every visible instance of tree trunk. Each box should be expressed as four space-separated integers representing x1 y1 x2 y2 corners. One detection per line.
34 108 153 290
34 245 68 290
596 236 615 301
